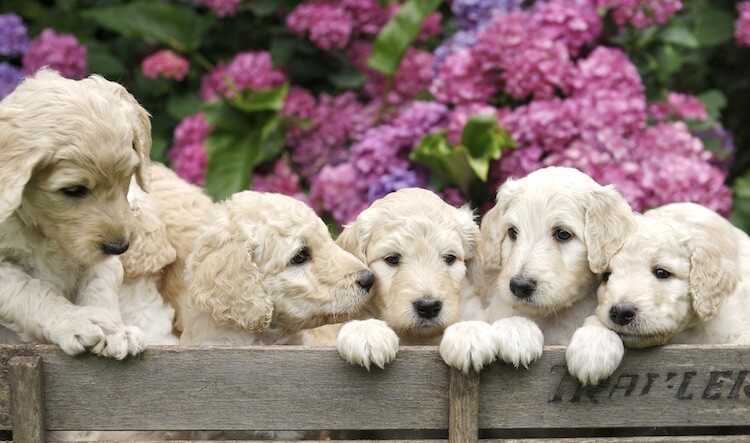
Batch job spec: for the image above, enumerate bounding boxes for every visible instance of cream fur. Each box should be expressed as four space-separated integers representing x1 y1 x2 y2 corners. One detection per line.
0 69 152 358
332 188 482 369
442 167 636 373
567 202 750 385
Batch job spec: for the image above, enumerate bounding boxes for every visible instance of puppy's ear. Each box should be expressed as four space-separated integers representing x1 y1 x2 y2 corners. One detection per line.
187 209 273 332
686 232 738 321
337 215 372 262
455 205 481 285
479 179 519 271
0 118 48 223
120 180 177 278
584 185 636 274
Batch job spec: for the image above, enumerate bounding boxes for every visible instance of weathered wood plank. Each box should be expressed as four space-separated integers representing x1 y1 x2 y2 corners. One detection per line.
480 345 750 429
449 369 479 443
42 438 750 443
8 356 45 443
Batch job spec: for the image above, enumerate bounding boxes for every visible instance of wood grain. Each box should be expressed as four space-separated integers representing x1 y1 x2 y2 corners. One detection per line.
449 369 479 443
8 356 45 443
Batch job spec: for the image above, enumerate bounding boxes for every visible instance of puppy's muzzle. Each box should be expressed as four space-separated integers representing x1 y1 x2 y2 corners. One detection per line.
509 275 536 299
100 238 130 255
609 303 637 326
356 271 375 292
413 298 442 319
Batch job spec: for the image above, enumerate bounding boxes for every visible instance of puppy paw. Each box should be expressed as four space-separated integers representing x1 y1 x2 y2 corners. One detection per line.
46 307 120 356
336 319 399 370
492 316 544 368
440 321 501 373
566 324 624 386
92 326 147 360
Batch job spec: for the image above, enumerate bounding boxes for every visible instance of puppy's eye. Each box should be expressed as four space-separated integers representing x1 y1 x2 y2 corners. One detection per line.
653 268 671 279
602 271 611 283
60 186 89 198
384 254 401 266
443 254 457 265
290 247 311 265
508 227 518 241
553 228 573 242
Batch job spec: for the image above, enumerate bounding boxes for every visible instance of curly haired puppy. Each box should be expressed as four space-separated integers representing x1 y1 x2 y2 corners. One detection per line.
334 188 481 370
567 202 750 385
180 191 375 345
440 167 636 373
0 69 152 358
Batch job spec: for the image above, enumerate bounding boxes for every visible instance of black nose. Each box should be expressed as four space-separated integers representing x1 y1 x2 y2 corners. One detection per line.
101 239 129 255
609 303 637 326
413 299 442 319
509 275 536 299
356 271 375 291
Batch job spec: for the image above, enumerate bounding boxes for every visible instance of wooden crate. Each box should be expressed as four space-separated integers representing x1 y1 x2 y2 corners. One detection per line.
2 345 750 442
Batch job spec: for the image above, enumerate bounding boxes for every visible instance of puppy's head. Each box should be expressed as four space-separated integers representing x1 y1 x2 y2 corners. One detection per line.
0 69 152 265
338 188 479 338
187 191 374 333
596 203 739 348
482 167 636 317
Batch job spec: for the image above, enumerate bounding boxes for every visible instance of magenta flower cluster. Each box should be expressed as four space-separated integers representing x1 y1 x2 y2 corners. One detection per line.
141 50 190 81
736 2 750 47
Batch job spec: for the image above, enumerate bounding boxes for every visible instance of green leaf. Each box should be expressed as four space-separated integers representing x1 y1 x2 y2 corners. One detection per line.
229 84 289 113
731 173 750 233
328 66 366 90
87 45 125 77
167 93 202 120
659 26 699 48
698 90 727 121
410 133 474 194
693 8 734 47
368 0 442 76
270 36 298 66
460 115 513 167
83 2 213 51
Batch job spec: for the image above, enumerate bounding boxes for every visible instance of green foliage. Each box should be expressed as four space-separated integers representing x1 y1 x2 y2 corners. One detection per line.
368 0 442 76
202 85 289 201
411 115 514 197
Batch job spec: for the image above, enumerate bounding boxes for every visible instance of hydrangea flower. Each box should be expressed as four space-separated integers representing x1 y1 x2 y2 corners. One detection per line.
168 113 213 185
367 169 426 202
430 48 499 105
597 0 683 29
200 51 286 100
310 163 368 224
0 13 28 56
22 28 87 79
648 92 708 122
0 62 23 100
451 0 522 29
141 50 190 81
287 2 353 50
735 2 750 47
252 159 309 204
532 0 602 56
201 0 242 17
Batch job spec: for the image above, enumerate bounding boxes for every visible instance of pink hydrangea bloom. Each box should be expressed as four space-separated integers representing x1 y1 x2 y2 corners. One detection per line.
168 113 213 185
390 48 434 104
736 2 750 47
418 11 443 42
532 0 603 56
648 92 708 122
141 50 190 81
596 0 682 28
310 163 368 224
570 47 644 100
22 28 87 79
287 2 353 50
200 52 286 100
282 86 317 120
342 0 390 35
430 48 499 105
201 0 241 18
252 160 309 204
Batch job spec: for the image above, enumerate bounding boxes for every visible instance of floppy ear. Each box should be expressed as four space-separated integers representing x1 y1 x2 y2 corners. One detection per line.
584 185 636 274
0 117 48 223
336 215 372 262
686 232 739 321
479 179 519 272
120 179 177 278
187 210 273 332
455 205 481 286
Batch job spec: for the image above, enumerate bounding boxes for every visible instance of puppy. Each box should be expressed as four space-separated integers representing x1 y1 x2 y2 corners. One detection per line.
334 188 482 370
180 191 375 345
441 167 636 373
566 202 749 385
0 69 152 358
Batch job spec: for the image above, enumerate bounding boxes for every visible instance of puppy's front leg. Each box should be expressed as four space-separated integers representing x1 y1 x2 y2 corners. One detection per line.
566 315 624 385
492 316 544 368
439 321 501 373
336 319 399 370
0 262 119 355
76 258 146 359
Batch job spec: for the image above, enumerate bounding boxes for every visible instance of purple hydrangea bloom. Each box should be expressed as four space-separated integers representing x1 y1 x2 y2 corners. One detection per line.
451 0 522 29
367 169 425 202
0 13 28 56
22 28 87 79
433 28 479 71
0 62 23 100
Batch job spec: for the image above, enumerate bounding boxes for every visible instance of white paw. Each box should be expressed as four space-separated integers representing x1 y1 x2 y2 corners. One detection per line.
566 324 624 386
439 321 500 373
46 307 120 356
92 326 147 360
492 316 544 368
336 319 399 370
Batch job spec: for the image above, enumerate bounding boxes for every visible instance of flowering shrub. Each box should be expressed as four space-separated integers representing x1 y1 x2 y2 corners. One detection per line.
3 0 750 229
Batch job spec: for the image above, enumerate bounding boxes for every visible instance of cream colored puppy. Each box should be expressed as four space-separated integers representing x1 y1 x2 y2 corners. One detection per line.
0 69 152 358
335 188 481 370
441 167 636 373
180 191 375 345
567 202 749 385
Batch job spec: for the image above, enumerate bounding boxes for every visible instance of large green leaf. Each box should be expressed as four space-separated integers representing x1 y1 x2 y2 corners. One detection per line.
460 114 513 179
83 2 213 51
698 90 727 121
167 93 202 120
368 0 442 76
692 7 734 47
410 133 474 194
230 84 289 113
659 26 699 49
